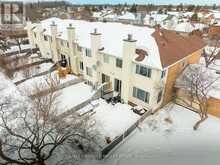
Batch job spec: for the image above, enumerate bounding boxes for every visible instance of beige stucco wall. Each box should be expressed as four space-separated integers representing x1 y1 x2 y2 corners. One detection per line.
27 22 168 111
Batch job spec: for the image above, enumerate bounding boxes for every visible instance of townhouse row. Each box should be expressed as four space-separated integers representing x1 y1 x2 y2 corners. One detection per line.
26 17 205 111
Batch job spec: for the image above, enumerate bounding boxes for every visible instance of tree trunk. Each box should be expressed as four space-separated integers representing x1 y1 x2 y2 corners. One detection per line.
16 39 21 53
37 160 46 165
193 116 208 130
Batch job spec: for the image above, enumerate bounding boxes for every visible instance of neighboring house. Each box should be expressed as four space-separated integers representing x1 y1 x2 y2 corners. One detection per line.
117 12 141 24
92 10 118 22
144 14 168 27
161 15 179 30
26 17 205 111
213 12 220 22
175 64 220 118
174 22 208 33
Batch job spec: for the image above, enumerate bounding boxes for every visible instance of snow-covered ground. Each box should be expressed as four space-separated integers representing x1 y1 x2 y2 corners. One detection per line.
200 57 220 71
56 82 94 115
5 44 32 53
18 71 78 95
90 99 140 146
81 104 220 165
199 58 220 99
12 62 54 82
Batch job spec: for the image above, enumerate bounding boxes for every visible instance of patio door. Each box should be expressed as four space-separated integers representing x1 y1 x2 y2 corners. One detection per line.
114 79 122 93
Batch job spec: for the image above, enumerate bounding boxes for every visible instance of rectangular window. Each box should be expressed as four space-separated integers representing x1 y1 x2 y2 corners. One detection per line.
77 45 82 52
86 67 92 77
34 32 37 38
133 87 150 103
157 90 163 103
80 62 84 71
67 42 69 48
103 54 109 63
161 70 166 78
136 65 152 78
85 48 92 57
60 40 64 46
44 35 48 41
116 58 123 68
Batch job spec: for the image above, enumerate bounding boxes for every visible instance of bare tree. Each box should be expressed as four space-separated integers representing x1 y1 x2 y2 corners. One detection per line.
0 39 9 56
176 64 219 130
203 38 220 68
0 75 99 165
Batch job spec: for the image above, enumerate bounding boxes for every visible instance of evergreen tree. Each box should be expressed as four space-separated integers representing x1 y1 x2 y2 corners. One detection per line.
130 4 137 13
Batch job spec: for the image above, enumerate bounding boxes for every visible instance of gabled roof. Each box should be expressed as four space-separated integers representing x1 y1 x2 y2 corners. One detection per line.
152 29 206 68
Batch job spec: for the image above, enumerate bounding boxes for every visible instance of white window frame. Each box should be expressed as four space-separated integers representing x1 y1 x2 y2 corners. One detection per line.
136 65 152 78
86 67 92 77
116 58 123 68
133 87 150 103
85 48 92 57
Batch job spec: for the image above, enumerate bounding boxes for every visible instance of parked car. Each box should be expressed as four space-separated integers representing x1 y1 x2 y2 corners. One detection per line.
131 106 146 115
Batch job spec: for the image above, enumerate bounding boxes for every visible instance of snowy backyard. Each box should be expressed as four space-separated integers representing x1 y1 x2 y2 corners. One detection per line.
12 62 54 83
81 104 220 165
56 82 95 115
88 99 140 146
17 70 78 95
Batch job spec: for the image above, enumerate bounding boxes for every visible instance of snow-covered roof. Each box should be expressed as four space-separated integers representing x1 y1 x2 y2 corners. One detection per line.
118 12 136 20
92 12 102 18
174 22 208 33
213 12 220 19
183 12 194 17
103 14 118 19
37 17 162 70
167 11 182 17
144 14 168 22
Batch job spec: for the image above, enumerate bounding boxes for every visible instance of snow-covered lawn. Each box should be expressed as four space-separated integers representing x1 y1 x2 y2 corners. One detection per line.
56 82 94 115
90 99 140 146
18 71 78 95
200 57 220 71
5 44 32 53
81 104 220 165
12 62 54 82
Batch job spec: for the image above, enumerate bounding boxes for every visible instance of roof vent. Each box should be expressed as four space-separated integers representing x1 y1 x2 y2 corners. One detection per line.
94 28 97 34
128 34 133 41
69 23 72 27
51 21 56 26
